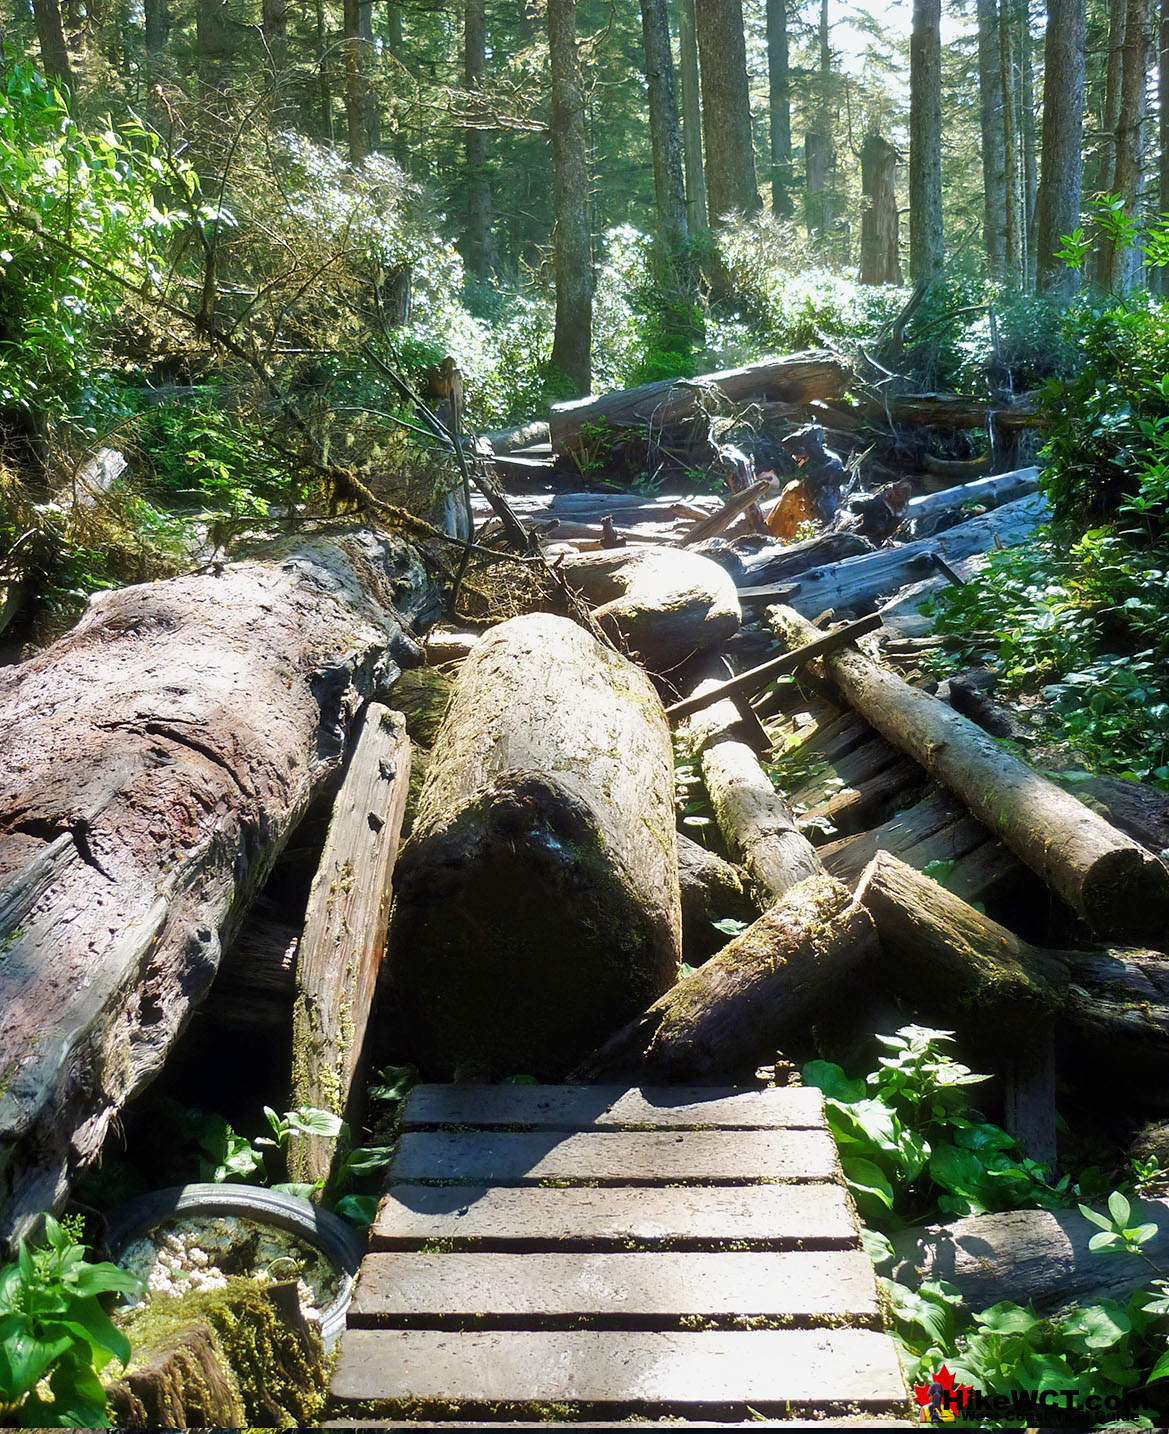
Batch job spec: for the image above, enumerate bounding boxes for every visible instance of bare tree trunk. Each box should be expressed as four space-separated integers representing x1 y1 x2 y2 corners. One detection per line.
1104 0 1151 291
32 0 72 86
343 0 367 165
805 131 833 238
1000 0 1022 281
678 0 708 233
1020 0 1039 284
640 0 689 247
1157 0 1169 294
695 0 761 219
767 0 794 216
1036 0 1087 291
909 0 944 280
548 0 592 394
316 0 334 144
860 133 900 283
1094 0 1128 283
359 0 380 152
463 0 494 282
144 0 168 52
978 0 1008 275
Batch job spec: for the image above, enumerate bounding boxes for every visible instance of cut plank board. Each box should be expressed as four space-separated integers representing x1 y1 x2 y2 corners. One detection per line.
331 1083 905 1424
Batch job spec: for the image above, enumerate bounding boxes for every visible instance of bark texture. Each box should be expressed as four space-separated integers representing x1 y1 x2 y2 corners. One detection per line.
677 0 708 232
0 527 441 1243
766 0 794 216
909 0 944 280
548 0 592 394
695 0 761 219
640 0 688 247
978 0 1007 276
860 134 901 284
385 614 681 1080
1036 0 1086 290
462 0 494 282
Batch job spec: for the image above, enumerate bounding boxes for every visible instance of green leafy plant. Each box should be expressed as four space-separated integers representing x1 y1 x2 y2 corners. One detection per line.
0 1215 142 1427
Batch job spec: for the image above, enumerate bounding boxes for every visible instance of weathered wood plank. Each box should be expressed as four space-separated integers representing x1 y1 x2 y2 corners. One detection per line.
400 1084 824 1130
349 1250 879 1323
289 705 411 1186
389 1129 838 1184
369 1182 856 1249
330 1328 906 1408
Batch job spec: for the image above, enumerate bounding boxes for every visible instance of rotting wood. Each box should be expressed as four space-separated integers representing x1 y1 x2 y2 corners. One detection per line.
770 605 1169 942
0 525 442 1246
384 613 681 1080
575 874 877 1082
555 546 741 673
289 704 411 1188
549 351 849 454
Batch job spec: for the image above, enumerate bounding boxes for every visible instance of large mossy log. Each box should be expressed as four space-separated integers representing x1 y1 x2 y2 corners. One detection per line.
385 613 681 1080
0 526 442 1244
575 873 877 1081
549 352 849 454
770 606 1169 943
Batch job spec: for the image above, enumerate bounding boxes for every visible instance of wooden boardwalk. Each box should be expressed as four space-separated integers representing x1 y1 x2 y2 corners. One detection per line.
329 1084 907 1425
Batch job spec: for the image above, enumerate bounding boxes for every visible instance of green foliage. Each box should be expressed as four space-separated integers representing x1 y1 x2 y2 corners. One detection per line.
0 1214 142 1428
804 1026 1066 1224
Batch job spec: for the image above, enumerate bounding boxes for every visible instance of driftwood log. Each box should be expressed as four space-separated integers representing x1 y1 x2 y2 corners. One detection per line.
549 352 849 454
555 546 741 672
289 704 411 1187
575 873 878 1081
770 606 1169 942
906 465 1040 526
385 613 681 1080
0 526 441 1244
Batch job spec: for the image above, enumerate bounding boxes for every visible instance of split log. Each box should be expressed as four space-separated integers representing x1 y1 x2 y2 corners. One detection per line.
772 492 1050 619
555 546 741 673
549 351 849 454
683 685 823 905
906 465 1040 524
289 705 411 1187
676 832 758 965
890 1199 1169 1314
0 525 442 1244
574 873 878 1081
770 606 1169 943
385 613 681 1080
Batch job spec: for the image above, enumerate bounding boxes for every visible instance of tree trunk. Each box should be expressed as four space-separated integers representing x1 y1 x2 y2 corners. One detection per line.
978 0 1008 276
859 133 901 284
1000 0 1022 281
1019 0 1039 283
1093 0 1128 284
640 0 688 249
768 609 1169 942
677 0 708 233
315 0 334 144
767 0 794 216
1036 0 1087 290
343 0 367 166
574 874 878 1082
1105 0 1151 291
548 0 592 394
463 0 494 283
1156 0 1169 295
32 0 72 84
695 0 761 220
805 129 834 239
144 0 168 52
385 614 681 1082
0 529 442 1245
909 0 944 281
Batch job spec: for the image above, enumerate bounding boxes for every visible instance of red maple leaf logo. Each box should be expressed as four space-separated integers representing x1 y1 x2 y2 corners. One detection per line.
913 1365 974 1408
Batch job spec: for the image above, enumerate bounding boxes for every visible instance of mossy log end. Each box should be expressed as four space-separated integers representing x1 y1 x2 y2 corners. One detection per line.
574 873 877 1082
769 604 1169 943
0 526 442 1245
386 613 681 1080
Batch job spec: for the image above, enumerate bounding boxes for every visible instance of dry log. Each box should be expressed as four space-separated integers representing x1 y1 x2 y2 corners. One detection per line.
549 352 849 454
679 479 777 545
385 613 681 1080
773 492 1049 618
555 546 741 673
0 526 441 1244
770 606 1169 942
481 420 551 453
289 705 411 1187
676 832 758 965
890 1199 1169 1313
574 873 878 1081
856 392 1044 430
906 465 1040 524
423 627 482 667
718 531 874 593
684 685 823 905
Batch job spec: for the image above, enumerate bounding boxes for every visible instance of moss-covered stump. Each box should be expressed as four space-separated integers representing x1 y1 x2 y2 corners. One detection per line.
385 613 681 1080
106 1278 328 1428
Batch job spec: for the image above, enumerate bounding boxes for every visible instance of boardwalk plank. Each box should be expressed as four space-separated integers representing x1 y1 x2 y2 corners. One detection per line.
349 1250 879 1322
400 1084 823 1130
330 1328 906 1408
370 1182 856 1249
389 1129 837 1184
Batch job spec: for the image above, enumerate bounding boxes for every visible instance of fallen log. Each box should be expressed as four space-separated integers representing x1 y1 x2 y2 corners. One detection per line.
890 1199 1169 1314
574 873 878 1081
385 613 681 1080
855 392 1044 430
683 684 824 906
679 479 778 545
550 352 849 455
731 531 874 591
289 704 411 1187
0 525 442 1244
906 465 1040 525
769 606 1169 943
555 546 741 673
676 832 758 965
